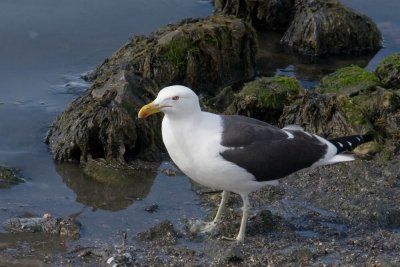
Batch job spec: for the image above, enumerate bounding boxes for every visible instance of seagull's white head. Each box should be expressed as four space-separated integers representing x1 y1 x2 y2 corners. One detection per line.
138 85 201 119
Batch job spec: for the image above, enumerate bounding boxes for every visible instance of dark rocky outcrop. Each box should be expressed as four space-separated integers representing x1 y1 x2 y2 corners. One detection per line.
215 0 382 57
280 64 400 149
224 76 304 124
281 0 382 56
214 0 295 32
46 16 257 163
375 52 400 89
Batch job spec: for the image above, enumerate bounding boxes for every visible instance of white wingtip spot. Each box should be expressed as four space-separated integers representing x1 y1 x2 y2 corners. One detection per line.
338 142 343 147
347 141 352 146
283 130 294 139
356 137 361 141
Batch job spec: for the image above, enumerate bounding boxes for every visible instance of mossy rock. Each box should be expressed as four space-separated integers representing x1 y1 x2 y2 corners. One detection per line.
225 76 304 123
340 87 400 136
319 65 380 95
281 0 382 56
46 16 258 164
279 91 356 138
130 15 258 95
375 53 400 89
280 83 400 146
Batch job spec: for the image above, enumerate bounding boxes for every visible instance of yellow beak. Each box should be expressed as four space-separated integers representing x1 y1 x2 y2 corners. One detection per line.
138 102 161 119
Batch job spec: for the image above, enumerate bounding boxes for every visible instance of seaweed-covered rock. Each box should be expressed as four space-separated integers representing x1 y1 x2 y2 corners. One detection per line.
281 0 382 56
280 65 400 143
0 166 23 189
225 76 304 123
318 65 399 141
46 16 257 163
340 87 400 138
279 91 354 137
319 65 380 95
4 214 80 239
214 0 295 32
375 53 400 89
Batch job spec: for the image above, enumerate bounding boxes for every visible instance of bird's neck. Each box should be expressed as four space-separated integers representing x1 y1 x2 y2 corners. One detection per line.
164 109 202 123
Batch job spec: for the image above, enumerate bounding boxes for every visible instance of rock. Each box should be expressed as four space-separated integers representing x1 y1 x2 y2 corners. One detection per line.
46 15 257 163
375 52 400 89
0 166 23 189
137 220 177 245
225 76 304 124
281 0 382 56
340 87 400 138
279 91 353 137
281 64 400 142
3 214 81 239
205 86 235 113
144 204 159 213
214 0 295 32
353 141 381 159
319 65 380 95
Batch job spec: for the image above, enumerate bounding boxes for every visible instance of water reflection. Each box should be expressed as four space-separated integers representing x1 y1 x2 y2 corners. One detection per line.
56 162 156 211
256 30 377 88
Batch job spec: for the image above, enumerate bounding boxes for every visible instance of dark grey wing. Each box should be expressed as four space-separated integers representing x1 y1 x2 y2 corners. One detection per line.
219 115 328 181
220 115 288 147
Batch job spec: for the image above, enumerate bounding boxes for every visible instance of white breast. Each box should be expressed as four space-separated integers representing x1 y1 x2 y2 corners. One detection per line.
161 112 262 195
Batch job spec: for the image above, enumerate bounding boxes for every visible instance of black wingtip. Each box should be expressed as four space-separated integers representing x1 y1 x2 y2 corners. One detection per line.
328 133 374 154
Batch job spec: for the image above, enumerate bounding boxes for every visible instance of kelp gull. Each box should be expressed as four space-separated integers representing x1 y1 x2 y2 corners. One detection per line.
138 85 369 242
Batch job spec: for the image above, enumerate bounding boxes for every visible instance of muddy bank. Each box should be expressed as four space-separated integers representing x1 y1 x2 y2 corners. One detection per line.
29 157 399 266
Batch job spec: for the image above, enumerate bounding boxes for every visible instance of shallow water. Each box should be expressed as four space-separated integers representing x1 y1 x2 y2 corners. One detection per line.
0 0 399 258
257 0 400 87
0 0 212 246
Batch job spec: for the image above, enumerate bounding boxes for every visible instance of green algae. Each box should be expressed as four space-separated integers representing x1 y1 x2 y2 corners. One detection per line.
320 65 380 95
375 53 400 88
242 76 304 109
163 38 200 71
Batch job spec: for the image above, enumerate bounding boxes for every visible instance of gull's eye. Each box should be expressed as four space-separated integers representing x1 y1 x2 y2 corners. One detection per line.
172 96 179 101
